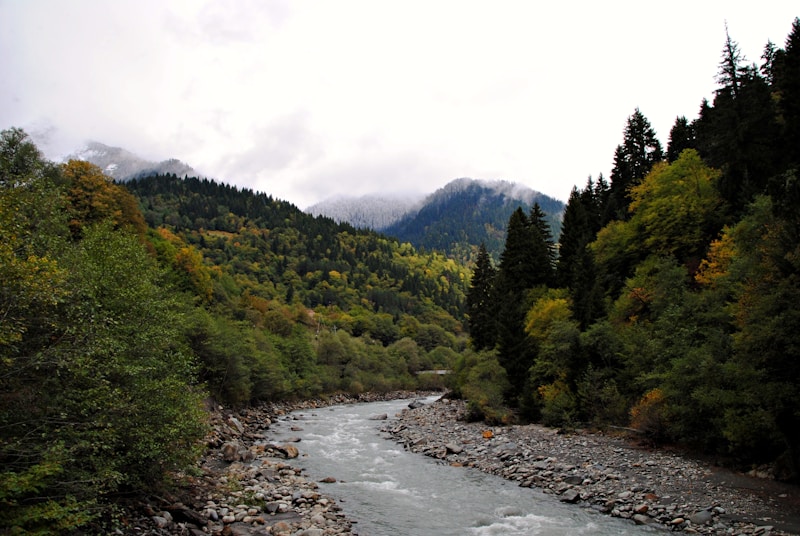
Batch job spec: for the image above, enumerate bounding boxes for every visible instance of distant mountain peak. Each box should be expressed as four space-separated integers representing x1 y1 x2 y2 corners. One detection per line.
435 177 547 205
306 192 425 230
307 177 564 263
66 141 197 181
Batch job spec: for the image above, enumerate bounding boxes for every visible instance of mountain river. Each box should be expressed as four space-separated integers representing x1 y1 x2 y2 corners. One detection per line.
268 396 658 535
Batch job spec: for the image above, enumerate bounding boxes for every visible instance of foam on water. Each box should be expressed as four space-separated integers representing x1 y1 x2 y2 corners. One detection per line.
270 398 657 536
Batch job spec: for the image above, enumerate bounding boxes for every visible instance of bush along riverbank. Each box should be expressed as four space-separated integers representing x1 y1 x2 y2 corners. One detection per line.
118 391 428 535
384 397 800 536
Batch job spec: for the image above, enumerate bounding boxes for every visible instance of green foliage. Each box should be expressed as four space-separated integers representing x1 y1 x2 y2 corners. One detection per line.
592 151 723 297
384 179 564 265
1 130 207 530
115 172 472 405
605 108 664 222
576 366 628 428
537 379 578 428
466 243 497 350
494 206 556 402
452 350 512 425
457 21 800 477
630 388 670 442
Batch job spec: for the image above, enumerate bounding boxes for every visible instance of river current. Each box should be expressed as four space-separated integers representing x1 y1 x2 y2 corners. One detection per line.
269 396 656 535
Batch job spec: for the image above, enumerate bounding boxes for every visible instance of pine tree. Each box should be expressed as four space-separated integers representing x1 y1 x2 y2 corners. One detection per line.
604 109 664 222
466 243 497 350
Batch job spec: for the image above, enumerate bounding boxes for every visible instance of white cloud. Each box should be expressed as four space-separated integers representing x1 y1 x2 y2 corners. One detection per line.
1 0 798 208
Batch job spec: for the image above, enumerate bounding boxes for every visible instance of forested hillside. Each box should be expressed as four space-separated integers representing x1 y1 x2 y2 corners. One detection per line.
3 16 800 534
384 178 564 264
461 20 800 482
0 131 471 532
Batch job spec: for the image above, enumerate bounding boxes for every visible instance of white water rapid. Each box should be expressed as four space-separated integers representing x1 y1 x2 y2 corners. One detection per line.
269 397 658 535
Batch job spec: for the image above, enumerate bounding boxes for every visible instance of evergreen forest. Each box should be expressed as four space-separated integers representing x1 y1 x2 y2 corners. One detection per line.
463 20 800 482
2 18 800 533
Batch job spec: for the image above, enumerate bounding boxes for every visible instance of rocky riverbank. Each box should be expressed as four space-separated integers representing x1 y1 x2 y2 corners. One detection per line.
383 396 800 536
120 392 423 536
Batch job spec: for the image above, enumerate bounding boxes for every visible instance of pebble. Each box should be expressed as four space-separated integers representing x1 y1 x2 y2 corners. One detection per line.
383 397 799 536
124 391 438 535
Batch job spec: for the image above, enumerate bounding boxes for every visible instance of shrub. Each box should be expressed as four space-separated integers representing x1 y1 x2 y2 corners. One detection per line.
630 388 669 442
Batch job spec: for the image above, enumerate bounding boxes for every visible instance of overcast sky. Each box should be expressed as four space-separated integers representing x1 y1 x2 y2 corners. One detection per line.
2 2 798 209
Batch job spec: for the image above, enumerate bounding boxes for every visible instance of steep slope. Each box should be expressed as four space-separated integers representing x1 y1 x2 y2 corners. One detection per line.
384 178 564 263
125 174 469 321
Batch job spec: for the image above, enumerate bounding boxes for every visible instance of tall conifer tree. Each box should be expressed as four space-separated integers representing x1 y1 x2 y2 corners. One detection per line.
556 180 605 328
695 29 780 215
466 243 497 350
667 116 697 163
778 18 800 168
604 109 664 222
494 205 556 403
527 203 557 287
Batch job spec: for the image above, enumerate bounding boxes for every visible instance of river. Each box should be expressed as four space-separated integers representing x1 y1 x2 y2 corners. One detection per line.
269 396 657 535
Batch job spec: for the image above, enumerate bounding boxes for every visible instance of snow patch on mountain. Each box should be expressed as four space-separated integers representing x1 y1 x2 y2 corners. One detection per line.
66 141 197 181
306 193 425 230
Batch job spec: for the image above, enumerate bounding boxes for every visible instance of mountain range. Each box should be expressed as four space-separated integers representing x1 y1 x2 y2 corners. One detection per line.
309 178 564 263
67 141 197 181
68 142 564 263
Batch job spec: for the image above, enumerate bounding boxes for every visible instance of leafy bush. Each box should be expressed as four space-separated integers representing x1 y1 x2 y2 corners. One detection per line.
454 351 512 424
630 388 669 442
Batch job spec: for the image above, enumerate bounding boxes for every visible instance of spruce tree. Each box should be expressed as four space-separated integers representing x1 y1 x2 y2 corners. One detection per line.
667 116 697 163
556 187 588 289
466 243 497 350
527 203 557 287
778 18 800 168
604 109 664 222
695 30 780 216
494 205 557 404
556 180 605 328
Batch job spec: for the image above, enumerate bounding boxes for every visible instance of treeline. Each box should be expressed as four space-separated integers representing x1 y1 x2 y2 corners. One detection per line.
0 131 471 532
124 172 472 404
460 20 800 480
385 179 564 265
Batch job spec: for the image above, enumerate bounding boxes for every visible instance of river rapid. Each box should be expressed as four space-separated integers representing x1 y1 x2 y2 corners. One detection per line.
269 396 656 535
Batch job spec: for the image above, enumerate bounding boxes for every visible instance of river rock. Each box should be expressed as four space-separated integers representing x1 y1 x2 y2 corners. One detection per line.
689 509 714 525
445 443 463 454
382 396 797 536
560 489 580 503
228 416 245 434
369 413 389 420
222 441 241 462
151 515 170 528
